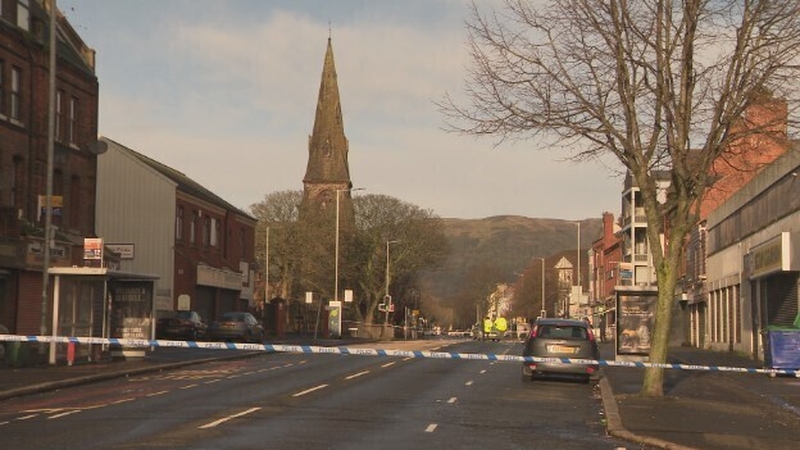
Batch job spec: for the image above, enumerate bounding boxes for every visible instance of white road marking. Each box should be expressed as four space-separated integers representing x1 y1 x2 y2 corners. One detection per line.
16 414 38 420
447 397 457 404
345 371 370 380
479 369 487 374
204 379 221 385
465 381 474 386
292 384 329 397
111 398 135 405
198 407 261 429
402 357 413 361
146 390 169 397
381 361 396 368
0 420 9 426
49 410 81 419
180 384 199 390
425 423 438 433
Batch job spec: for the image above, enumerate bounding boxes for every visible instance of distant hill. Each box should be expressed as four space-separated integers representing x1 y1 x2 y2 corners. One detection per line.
419 215 603 322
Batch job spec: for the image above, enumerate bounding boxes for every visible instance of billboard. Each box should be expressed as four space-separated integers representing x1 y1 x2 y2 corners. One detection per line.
616 288 657 356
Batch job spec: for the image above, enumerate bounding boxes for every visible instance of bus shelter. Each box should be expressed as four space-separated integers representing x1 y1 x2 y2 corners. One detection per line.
48 267 158 364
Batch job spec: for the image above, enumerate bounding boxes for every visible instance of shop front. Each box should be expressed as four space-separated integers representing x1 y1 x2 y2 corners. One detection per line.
749 232 800 362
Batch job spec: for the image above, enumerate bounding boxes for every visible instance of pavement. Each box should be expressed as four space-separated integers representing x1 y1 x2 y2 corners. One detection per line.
2 338 800 450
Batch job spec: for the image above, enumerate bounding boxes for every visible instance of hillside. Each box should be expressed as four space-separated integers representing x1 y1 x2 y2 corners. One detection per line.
419 215 603 323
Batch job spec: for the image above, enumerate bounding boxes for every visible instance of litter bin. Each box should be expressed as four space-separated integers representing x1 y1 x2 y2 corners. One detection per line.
762 329 800 377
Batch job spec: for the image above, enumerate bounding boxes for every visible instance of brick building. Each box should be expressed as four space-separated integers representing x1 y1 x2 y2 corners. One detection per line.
588 211 622 340
0 2 100 335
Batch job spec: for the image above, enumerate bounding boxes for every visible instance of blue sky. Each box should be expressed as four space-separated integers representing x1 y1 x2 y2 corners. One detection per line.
58 0 622 220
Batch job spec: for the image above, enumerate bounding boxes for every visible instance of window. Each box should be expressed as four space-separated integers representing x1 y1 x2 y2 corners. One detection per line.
203 216 211 246
11 156 23 208
0 60 4 116
210 217 219 246
190 210 197 244
55 90 63 140
68 97 77 144
17 0 30 31
11 67 21 120
176 206 184 240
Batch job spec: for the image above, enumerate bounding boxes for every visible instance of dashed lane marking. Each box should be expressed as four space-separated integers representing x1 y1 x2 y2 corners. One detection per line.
381 362 396 368
198 407 261 430
465 381 474 386
49 410 81 419
447 397 457 404
425 423 438 433
292 384 329 398
345 371 370 380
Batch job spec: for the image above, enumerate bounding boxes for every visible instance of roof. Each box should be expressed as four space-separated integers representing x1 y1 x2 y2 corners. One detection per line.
100 137 256 222
304 38 352 184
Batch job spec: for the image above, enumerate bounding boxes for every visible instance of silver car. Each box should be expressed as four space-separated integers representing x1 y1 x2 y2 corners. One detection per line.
208 312 264 343
521 318 600 383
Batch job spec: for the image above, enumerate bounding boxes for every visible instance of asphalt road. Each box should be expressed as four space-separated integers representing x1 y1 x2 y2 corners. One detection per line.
0 339 642 449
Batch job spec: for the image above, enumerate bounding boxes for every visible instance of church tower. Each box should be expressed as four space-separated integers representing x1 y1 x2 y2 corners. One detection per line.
301 37 354 221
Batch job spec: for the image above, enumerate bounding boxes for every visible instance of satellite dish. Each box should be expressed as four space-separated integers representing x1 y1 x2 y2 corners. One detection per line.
87 140 108 155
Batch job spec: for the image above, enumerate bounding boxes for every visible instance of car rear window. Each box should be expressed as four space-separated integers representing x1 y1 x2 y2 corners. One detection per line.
537 325 588 340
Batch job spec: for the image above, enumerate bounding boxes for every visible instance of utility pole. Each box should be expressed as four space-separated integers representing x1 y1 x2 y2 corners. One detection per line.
41 0 57 358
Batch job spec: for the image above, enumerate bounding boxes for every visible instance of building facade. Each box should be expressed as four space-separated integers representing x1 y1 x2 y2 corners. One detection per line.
705 146 800 359
96 138 257 325
0 1 99 335
683 96 790 349
589 211 622 340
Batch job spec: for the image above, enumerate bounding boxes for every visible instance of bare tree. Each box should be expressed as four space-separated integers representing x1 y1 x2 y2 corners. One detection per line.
250 190 330 302
440 0 800 396
349 194 450 326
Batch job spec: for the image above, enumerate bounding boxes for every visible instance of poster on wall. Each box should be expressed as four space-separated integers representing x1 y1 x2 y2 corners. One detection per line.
616 289 657 356
328 301 342 338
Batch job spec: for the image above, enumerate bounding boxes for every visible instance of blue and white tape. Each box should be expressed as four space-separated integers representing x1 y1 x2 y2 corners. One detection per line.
1 334 797 377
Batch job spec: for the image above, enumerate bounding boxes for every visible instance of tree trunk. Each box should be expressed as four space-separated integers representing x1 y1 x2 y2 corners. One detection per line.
640 225 683 397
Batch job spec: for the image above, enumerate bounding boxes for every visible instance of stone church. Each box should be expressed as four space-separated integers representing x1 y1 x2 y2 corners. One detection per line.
301 37 355 229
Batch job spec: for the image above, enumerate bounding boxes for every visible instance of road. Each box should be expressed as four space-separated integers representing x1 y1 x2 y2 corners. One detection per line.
0 339 639 449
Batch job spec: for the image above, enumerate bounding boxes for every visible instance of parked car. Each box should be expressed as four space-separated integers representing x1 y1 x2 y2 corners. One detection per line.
156 311 207 341
208 312 264 343
521 318 600 383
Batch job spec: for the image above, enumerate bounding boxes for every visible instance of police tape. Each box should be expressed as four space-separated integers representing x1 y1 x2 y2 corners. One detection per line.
1 334 797 377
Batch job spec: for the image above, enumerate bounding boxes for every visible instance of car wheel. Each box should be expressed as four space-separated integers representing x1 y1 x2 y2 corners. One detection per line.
189 329 198 341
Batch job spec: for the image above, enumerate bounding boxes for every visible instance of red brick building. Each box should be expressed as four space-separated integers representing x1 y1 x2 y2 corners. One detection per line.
0 2 99 334
589 211 622 340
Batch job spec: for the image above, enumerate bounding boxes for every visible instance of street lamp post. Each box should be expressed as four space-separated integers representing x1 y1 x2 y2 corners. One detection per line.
565 221 582 319
265 226 271 304
537 257 546 318
384 240 401 326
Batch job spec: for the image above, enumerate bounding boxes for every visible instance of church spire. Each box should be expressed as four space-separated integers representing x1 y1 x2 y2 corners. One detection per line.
303 37 351 187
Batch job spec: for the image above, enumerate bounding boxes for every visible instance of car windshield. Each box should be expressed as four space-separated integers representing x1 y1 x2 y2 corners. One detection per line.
176 311 197 320
221 313 246 322
538 325 588 340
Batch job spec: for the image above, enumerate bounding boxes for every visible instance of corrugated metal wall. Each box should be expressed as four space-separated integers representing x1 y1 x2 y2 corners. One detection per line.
95 140 176 305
